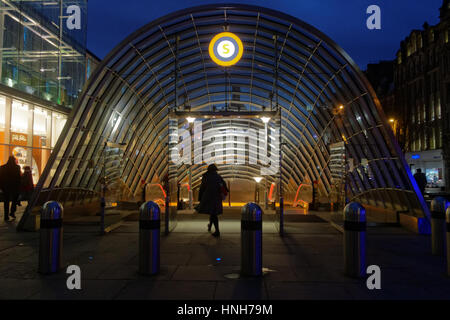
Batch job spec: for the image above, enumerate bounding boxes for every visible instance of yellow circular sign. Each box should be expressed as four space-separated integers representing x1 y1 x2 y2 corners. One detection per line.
209 32 244 67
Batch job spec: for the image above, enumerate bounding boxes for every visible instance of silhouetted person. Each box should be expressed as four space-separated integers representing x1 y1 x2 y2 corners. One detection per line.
196 164 228 237
20 166 34 205
0 156 22 221
413 168 427 195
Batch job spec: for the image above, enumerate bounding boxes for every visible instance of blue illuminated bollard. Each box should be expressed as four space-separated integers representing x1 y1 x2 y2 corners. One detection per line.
139 201 161 275
241 202 263 276
39 201 64 274
343 202 366 278
430 197 448 256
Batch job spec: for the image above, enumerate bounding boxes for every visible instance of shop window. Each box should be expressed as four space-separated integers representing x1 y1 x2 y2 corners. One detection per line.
51 112 67 148
33 107 52 181
0 97 5 129
11 100 29 134
0 97 6 165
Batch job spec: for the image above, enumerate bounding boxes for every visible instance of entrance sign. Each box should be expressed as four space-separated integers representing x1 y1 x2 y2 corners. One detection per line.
209 32 244 66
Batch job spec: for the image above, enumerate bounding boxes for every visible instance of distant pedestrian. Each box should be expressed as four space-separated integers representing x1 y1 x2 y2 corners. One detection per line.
0 156 22 221
19 166 34 205
195 164 228 237
413 168 427 195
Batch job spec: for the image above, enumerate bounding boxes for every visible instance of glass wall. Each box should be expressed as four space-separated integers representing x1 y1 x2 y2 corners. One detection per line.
0 0 87 108
0 94 67 184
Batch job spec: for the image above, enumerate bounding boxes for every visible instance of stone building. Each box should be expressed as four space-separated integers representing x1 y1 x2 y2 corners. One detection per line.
368 0 450 192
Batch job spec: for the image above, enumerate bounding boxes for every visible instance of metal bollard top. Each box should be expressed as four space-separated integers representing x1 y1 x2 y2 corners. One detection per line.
241 202 262 221
430 197 449 213
343 202 366 222
41 201 64 220
139 201 160 221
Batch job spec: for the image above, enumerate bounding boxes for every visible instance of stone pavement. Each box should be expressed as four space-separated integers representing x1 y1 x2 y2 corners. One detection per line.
0 208 450 300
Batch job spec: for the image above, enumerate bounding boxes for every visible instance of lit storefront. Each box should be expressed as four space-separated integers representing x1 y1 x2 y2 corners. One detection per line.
0 95 67 183
405 149 446 191
0 1 97 185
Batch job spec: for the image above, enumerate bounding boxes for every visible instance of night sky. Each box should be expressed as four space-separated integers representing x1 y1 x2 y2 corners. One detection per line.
87 0 444 70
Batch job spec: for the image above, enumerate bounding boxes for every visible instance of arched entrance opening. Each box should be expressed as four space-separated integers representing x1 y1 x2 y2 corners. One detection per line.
19 4 430 234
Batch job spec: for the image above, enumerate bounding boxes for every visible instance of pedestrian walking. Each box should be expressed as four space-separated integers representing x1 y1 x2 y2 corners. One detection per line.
195 164 228 237
0 156 22 221
413 168 427 195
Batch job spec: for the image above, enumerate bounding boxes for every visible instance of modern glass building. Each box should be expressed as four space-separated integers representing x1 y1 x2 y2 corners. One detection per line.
0 0 98 183
19 4 431 234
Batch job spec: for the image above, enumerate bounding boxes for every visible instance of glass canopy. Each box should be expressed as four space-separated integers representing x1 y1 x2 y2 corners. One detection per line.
19 4 430 231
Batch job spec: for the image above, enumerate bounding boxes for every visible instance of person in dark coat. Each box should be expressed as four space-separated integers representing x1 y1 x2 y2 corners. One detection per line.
413 168 427 195
0 156 22 221
196 164 228 237
20 166 34 205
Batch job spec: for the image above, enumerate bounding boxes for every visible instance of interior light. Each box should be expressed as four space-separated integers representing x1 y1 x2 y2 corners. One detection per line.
253 177 263 183
261 117 271 123
186 117 196 123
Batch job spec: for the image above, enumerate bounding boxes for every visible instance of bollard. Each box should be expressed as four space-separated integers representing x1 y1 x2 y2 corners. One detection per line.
38 201 64 274
241 202 263 276
343 202 366 278
139 201 161 275
430 197 448 256
447 206 450 276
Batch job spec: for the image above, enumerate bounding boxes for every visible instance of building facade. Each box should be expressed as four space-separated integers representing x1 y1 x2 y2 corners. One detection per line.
0 1 98 183
369 0 450 192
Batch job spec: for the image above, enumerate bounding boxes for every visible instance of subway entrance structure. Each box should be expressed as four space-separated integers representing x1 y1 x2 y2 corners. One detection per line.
18 4 431 233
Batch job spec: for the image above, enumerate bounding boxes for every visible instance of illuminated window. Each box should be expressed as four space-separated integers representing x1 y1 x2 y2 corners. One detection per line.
430 128 436 149
11 100 29 133
417 104 421 124
430 94 435 121
0 96 5 129
437 95 441 119
0 97 6 164
51 112 67 148
33 107 50 135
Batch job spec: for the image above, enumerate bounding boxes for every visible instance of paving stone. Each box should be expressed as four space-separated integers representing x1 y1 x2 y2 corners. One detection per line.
214 279 268 300
1 213 449 300
115 280 216 300
29 279 128 300
266 282 354 300
171 266 237 281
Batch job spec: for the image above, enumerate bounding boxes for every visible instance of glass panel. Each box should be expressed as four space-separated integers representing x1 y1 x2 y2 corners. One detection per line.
33 106 51 181
0 1 88 108
0 96 6 164
51 112 67 148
